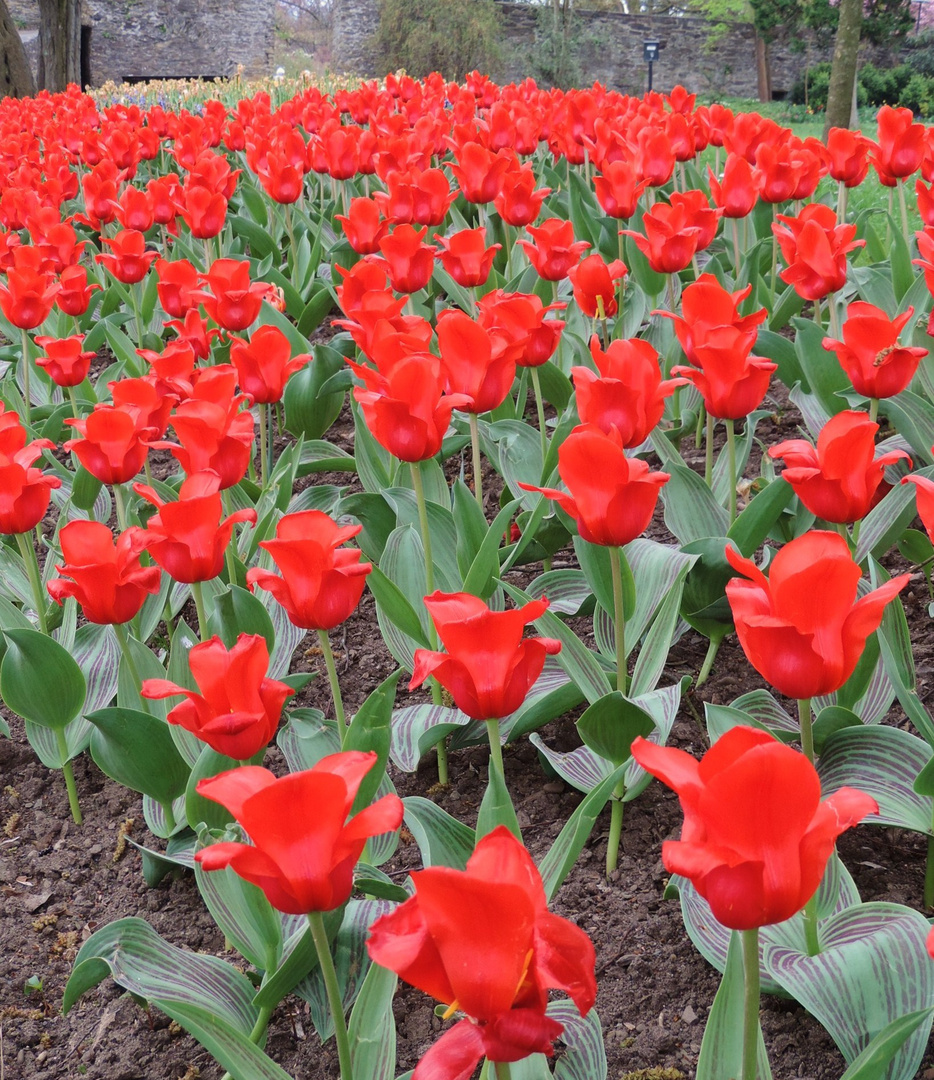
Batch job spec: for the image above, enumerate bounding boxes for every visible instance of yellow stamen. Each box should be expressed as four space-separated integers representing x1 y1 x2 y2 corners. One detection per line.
441 999 460 1020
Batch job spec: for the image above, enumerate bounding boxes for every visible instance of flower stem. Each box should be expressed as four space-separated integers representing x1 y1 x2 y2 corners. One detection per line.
113 622 151 714
411 460 448 783
15 530 47 635
190 579 210 642
741 927 760 1080
469 412 484 509
605 778 626 876
731 217 741 273
608 545 628 695
67 385 80 420
113 483 129 531
496 1063 512 1080
318 628 347 741
695 629 726 689
704 410 714 487
20 327 31 429
898 177 909 241
868 397 879 425
797 697 814 763
307 911 353 1080
770 205 778 311
55 727 82 825
725 418 737 527
485 718 505 780
258 402 268 489
529 365 548 471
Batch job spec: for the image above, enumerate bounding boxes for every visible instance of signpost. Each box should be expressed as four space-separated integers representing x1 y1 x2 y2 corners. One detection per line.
643 40 663 92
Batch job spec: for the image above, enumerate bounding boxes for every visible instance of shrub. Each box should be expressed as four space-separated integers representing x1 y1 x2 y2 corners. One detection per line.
899 72 934 116
369 0 503 81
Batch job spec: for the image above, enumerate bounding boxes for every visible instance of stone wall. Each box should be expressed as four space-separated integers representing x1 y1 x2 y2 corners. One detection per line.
329 0 885 100
10 0 276 85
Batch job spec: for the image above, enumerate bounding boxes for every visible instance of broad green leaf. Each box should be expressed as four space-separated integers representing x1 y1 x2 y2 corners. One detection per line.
348 961 397 1080
208 585 276 654
728 477 795 556
1 626 85 730
281 340 344 441
87 707 190 808
277 708 339 771
763 903 934 1079
345 669 403 813
576 691 655 767
855 467 930 564
367 565 430 651
696 931 771 1080
462 498 520 599
574 538 623 621
550 1001 607 1080
879 390 934 466
838 1009 934 1080
388 703 470 772
194 860 283 974
657 461 729 544
350 397 394 493
792 315 850 416
476 752 521 840
629 572 688 697
452 477 488 580
402 796 475 870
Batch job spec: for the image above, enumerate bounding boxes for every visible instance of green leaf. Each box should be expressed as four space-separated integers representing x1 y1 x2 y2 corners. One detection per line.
476 752 521 840
282 341 345 441
629 571 688 697
856 469 929 564
350 397 394 493
70 464 103 511
388 703 471 772
194 858 283 973
838 1009 934 1080
657 461 730 544
87 707 190 807
344 669 404 813
696 931 771 1080
728 477 795 556
879 390 934 466
462 498 520 599
538 762 628 902
573 538 617 620
1 627 86 730
577 692 655 767
348 960 397 1080
185 744 244 832
792 315 850 416
550 1001 607 1080
452 478 488 581
208 585 276 654
763 903 934 1078
402 796 475 870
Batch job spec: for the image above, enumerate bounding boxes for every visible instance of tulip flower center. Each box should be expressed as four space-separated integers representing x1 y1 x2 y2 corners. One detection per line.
874 345 895 368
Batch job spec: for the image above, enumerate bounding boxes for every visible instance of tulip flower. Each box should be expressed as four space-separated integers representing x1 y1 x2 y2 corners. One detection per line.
159 394 255 490
725 530 908 704
196 258 271 332
769 410 910 524
620 198 702 275
448 141 515 204
375 224 437 295
95 229 158 285
772 203 863 302
367 826 596 1080
64 404 153 486
708 153 758 219
34 334 96 388
493 164 551 227
436 310 516 415
517 217 590 282
871 105 926 182
134 470 257 587
56 264 100 318
436 227 501 289
196 750 404 912
47 520 160 625
826 127 873 189
0 264 60 329
334 196 388 255
0 436 61 535
822 301 927 404
671 328 776 422
155 257 201 318
176 185 228 240
631 725 876 930
568 254 627 319
372 166 455 228
572 335 685 447
594 158 647 220
247 510 372 733
477 290 566 369
141 633 293 760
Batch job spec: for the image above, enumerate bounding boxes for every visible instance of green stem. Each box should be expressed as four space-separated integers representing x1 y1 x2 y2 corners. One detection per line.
190 579 210 642
837 178 847 226
608 545 628 695
898 177 909 242
55 727 82 825
113 622 152 713
770 205 778 311
485 717 505 780
113 483 129 531
605 778 626 876
731 216 741 273
16 530 47 634
20 327 31 429
258 402 268 489
694 402 705 449
318 628 346 742
797 697 814 763
529 365 548 471
741 928 760 1080
130 282 144 355
868 397 878 425
469 412 484 510
695 630 725 689
802 894 820 957
726 418 737 527
307 911 353 1080
704 410 714 487
222 489 239 586
67 385 80 420
495 1062 512 1080
411 460 448 784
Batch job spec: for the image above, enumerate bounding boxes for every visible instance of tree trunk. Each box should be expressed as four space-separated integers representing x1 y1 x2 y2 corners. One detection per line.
0 0 36 98
755 33 771 103
823 0 862 136
37 0 80 93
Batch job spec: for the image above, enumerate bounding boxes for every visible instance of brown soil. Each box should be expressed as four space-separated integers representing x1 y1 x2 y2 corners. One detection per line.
2 387 934 1080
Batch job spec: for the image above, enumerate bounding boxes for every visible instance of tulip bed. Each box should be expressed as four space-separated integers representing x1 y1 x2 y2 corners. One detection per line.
5 73 934 1080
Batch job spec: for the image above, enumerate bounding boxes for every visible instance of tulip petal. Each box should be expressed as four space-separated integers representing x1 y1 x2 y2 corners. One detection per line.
412 1019 486 1080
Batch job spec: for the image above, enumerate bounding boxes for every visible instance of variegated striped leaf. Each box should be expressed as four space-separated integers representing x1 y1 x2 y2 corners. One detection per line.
388 704 470 772
403 795 475 870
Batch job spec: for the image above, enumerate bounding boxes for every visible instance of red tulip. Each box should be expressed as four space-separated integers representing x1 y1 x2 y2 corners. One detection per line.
159 394 254 489
493 164 551 227
247 509 371 631
141 634 293 760
47 520 160 625
725 530 908 700
436 227 501 289
155 257 201 319
134 470 257 583
436 310 516 414
773 203 863 302
661 274 766 367
196 258 271 332
594 158 648 220
110 376 178 437
769 410 910 523
823 301 927 400
376 224 437 294
64 404 153 485
372 166 455 228
335 197 388 255
229 325 311 404
56 265 100 318
347 351 470 462
573 335 685 447
0 437 61 534
34 334 96 388
517 217 590 282
477 289 566 368
671 327 776 421
195 751 403 913
0 264 60 329
448 142 515 204
519 424 669 547
708 154 758 219
620 199 701 275
367 825 596 1077
871 105 925 181
176 185 228 240
568 254 627 318
410 593 561 720
113 185 155 232
826 127 873 188
95 229 158 285
903 468 934 541
631 726 878 929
